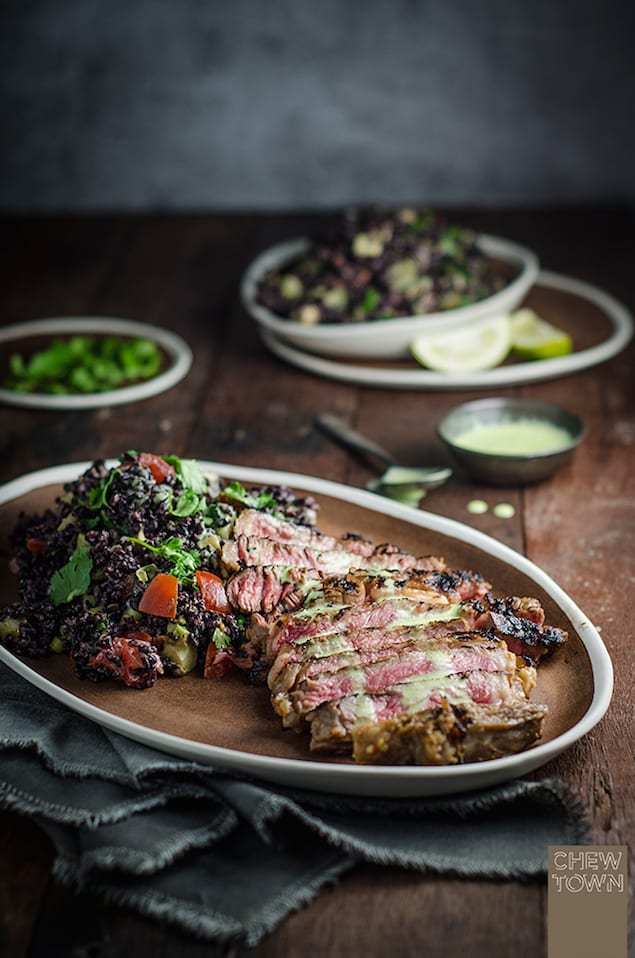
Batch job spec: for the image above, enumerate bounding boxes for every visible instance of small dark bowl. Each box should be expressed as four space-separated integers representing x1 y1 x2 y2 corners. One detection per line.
436 398 586 486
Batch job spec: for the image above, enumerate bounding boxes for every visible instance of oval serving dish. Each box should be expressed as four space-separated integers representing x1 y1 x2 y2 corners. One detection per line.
0 460 613 798
0 317 193 410
241 234 540 360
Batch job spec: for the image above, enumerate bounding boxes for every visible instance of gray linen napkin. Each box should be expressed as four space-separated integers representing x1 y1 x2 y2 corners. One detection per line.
0 661 589 947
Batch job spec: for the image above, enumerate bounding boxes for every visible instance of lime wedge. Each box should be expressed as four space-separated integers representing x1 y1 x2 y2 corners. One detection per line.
410 314 512 372
510 309 573 360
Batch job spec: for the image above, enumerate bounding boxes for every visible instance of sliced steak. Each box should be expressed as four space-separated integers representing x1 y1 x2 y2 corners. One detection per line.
308 666 537 751
250 597 466 663
274 634 520 726
233 509 376 556
351 701 547 765
266 616 481 695
483 596 567 661
226 565 488 615
221 535 444 577
226 565 322 614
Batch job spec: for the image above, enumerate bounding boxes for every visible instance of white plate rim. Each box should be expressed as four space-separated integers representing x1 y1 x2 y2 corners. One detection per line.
241 234 540 358
0 460 613 797
258 271 633 390
0 317 193 409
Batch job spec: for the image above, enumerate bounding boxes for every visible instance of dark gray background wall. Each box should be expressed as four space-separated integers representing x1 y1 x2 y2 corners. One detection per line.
1 0 634 211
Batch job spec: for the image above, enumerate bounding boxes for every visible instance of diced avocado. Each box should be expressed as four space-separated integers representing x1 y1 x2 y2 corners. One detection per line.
352 232 385 257
50 636 65 654
439 291 467 310
386 258 418 292
163 625 198 676
0 615 22 642
321 287 348 310
295 304 321 325
280 274 304 299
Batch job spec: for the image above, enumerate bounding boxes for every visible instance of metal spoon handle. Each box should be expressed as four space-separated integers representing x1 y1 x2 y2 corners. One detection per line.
316 413 396 470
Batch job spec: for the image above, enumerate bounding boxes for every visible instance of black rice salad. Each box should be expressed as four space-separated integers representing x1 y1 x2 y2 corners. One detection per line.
256 207 508 325
0 452 318 689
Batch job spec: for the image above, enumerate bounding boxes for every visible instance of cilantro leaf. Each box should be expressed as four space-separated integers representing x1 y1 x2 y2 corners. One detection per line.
222 481 276 511
126 535 200 582
86 468 120 511
164 456 209 494
210 627 231 650
48 536 93 606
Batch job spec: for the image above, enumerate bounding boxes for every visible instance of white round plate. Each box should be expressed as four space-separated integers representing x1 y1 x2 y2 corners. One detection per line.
259 271 633 390
0 460 613 797
241 234 540 360
0 317 193 409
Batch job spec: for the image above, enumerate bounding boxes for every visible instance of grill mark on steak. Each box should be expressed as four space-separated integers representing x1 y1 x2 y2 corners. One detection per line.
484 596 566 660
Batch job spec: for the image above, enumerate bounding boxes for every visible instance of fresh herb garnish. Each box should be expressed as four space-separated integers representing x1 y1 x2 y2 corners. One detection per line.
86 468 120 511
164 456 210 494
222 481 276 511
126 536 200 583
4 336 162 395
361 287 381 314
210 626 231 650
48 535 93 606
171 489 202 517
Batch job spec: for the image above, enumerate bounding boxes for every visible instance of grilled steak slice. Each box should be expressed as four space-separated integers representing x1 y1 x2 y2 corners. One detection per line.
233 509 376 556
266 616 481 695
273 634 520 726
226 565 322 614
308 667 537 751
351 701 547 765
249 597 466 663
484 596 567 660
227 565 489 614
221 535 444 577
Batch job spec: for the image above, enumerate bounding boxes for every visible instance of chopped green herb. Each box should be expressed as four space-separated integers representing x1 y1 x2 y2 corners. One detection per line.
222 481 276 511
126 535 200 582
171 489 202 517
4 335 162 395
210 626 231 650
164 455 210 494
86 468 120 511
48 535 93 606
361 287 381 314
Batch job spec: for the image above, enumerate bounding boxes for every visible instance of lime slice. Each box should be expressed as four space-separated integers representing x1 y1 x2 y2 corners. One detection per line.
410 314 512 372
510 309 573 360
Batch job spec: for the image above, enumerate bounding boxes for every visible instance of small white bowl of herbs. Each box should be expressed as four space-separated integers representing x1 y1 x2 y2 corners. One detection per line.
0 317 192 409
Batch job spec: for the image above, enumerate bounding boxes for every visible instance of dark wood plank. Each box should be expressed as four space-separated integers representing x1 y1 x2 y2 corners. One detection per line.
0 813 54 958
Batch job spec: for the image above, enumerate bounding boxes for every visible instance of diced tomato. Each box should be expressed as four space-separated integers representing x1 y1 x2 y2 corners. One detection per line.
138 573 178 618
122 630 152 643
195 570 232 615
137 453 176 483
26 537 47 553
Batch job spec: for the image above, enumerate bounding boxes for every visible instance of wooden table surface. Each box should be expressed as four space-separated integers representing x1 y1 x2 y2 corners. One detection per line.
0 209 632 958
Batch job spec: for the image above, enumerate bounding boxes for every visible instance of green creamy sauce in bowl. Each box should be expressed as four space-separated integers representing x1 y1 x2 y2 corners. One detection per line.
452 420 574 457
436 398 586 485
